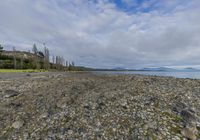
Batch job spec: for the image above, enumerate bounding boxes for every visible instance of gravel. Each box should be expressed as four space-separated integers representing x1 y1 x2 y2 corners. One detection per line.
0 72 199 139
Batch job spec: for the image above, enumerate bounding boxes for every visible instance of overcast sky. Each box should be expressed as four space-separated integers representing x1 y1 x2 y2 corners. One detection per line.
0 0 200 68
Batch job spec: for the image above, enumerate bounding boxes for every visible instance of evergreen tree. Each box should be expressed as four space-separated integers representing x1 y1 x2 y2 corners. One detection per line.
20 57 24 69
38 51 44 58
72 61 75 67
13 47 16 69
32 44 38 55
0 44 3 52
43 45 50 70
66 61 68 67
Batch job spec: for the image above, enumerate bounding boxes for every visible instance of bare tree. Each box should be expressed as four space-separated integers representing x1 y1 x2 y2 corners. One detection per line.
13 47 16 69
36 59 41 69
32 44 38 55
55 55 65 70
71 61 75 67
20 57 23 69
55 56 58 69
0 44 3 52
52 55 55 64
32 44 41 69
61 56 65 69
66 60 68 67
43 43 50 70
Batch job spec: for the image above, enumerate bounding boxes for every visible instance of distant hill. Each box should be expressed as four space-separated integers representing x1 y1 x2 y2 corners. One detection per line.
102 67 200 72
178 67 200 72
139 67 176 71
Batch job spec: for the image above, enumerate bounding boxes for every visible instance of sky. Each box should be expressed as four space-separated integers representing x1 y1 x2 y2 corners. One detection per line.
0 0 200 69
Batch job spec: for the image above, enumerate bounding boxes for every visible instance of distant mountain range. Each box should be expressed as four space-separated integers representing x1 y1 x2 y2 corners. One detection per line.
111 67 200 72
139 67 175 71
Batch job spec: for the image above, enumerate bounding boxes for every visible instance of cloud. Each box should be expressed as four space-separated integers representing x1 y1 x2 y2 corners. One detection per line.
0 0 200 68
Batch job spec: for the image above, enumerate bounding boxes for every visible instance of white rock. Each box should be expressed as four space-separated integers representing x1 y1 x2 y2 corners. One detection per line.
12 121 24 129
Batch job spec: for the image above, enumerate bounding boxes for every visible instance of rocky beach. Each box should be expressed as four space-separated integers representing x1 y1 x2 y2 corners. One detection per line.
0 72 200 140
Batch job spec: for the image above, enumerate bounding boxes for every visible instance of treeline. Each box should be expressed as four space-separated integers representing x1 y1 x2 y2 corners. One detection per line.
0 43 76 71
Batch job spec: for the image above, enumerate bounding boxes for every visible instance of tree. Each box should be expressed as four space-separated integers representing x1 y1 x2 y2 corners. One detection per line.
13 47 16 69
32 44 41 69
43 44 50 70
0 44 3 52
38 51 44 58
32 44 38 55
71 61 75 67
55 56 58 69
52 55 55 64
68 61 75 71
55 55 65 70
20 57 23 69
66 60 68 67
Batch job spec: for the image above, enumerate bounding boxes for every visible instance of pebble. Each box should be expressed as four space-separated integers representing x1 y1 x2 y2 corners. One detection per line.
0 72 199 139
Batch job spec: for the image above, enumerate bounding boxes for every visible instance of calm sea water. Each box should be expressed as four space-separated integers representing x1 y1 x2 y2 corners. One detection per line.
94 71 200 79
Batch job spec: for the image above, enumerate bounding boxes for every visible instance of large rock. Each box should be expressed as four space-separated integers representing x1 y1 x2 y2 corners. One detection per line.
12 120 24 129
172 101 187 114
4 90 21 98
180 109 197 127
181 127 197 140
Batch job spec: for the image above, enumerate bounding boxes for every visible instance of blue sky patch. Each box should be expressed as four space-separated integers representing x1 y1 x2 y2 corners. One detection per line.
109 0 155 13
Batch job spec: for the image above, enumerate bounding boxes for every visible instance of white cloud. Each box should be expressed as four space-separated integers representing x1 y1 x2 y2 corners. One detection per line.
0 0 200 68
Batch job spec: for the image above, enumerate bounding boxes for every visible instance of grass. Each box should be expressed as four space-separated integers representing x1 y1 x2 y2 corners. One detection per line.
0 69 47 73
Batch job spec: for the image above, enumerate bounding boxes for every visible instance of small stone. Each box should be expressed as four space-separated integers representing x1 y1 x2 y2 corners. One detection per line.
67 130 73 135
26 73 31 76
120 99 127 107
40 112 49 118
12 120 24 129
143 122 156 129
56 102 66 109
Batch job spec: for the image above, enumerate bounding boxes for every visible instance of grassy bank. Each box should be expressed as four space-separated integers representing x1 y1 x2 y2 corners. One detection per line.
0 69 47 73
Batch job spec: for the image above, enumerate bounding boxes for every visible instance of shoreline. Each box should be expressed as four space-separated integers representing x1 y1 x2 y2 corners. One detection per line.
0 72 199 139
0 71 199 80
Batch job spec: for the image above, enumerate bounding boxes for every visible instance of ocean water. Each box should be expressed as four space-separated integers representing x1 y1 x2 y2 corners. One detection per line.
94 71 200 79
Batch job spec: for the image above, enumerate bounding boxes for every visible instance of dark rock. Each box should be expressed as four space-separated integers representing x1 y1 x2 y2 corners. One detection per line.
145 96 158 106
172 101 187 114
180 109 197 126
26 74 31 76
83 105 90 110
122 105 128 109
4 90 21 98
96 102 105 110
61 127 71 135
9 102 22 109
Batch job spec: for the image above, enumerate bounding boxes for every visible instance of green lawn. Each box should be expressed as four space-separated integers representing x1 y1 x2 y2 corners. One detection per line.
0 69 47 73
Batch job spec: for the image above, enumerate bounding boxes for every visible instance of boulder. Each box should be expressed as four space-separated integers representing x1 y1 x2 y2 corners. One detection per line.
181 127 197 140
180 109 196 126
